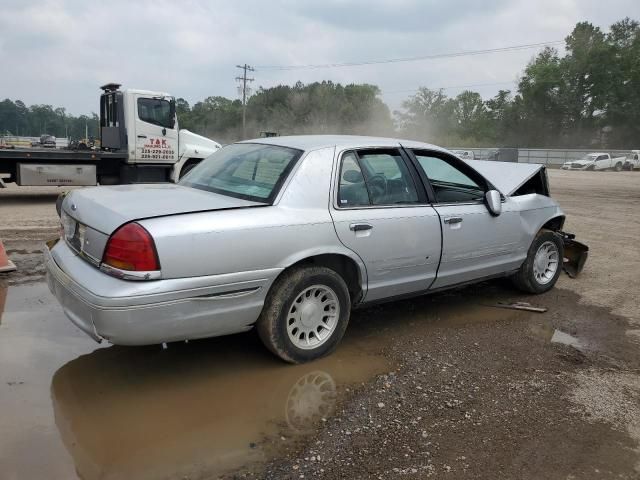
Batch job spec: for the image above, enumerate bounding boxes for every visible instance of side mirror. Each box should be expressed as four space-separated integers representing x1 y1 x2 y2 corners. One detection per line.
169 99 176 129
485 190 502 216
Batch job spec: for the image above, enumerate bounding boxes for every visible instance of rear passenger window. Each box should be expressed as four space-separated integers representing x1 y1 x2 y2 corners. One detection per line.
337 150 420 207
338 153 369 207
358 151 419 206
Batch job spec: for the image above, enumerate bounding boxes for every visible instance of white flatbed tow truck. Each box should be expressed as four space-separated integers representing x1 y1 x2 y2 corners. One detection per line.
0 83 221 188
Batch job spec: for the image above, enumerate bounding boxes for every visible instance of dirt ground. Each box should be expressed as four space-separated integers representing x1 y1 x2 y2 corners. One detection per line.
0 170 639 479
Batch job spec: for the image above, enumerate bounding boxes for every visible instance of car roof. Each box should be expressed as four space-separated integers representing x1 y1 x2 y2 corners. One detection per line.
239 134 449 153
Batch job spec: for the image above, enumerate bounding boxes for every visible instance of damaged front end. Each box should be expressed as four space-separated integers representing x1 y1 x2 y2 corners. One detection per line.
559 232 589 278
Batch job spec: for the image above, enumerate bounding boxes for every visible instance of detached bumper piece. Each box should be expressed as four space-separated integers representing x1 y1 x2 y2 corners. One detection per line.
560 232 588 278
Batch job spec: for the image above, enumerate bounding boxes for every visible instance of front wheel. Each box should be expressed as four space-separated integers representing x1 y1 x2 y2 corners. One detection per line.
512 229 564 294
179 160 199 180
257 266 351 363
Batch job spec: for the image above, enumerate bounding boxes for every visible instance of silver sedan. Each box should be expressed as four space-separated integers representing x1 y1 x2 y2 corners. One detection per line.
45 135 587 363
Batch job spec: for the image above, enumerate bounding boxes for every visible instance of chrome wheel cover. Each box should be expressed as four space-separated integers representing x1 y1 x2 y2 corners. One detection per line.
286 285 340 350
533 240 559 285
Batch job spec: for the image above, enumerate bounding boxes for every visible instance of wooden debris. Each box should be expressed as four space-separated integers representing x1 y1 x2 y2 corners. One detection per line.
490 301 548 313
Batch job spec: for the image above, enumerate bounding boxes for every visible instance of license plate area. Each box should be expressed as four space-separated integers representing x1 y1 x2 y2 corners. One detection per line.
70 223 87 253
61 212 86 254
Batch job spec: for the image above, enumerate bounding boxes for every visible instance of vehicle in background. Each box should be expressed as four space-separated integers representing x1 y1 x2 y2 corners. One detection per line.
260 131 279 138
0 83 221 188
451 149 475 160
624 150 639 171
561 153 627 171
31 134 57 148
69 137 99 151
46 135 587 363
484 148 519 162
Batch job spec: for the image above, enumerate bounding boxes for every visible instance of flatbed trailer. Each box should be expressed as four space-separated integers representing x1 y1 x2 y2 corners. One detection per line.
0 147 155 187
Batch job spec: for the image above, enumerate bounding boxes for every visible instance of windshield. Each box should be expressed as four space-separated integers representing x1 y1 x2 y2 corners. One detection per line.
180 143 302 203
582 154 599 161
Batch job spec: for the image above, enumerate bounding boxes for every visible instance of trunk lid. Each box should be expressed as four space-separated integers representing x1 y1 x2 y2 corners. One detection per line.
60 184 263 266
63 184 263 235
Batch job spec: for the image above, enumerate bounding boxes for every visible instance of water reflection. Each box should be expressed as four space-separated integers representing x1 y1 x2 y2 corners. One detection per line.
286 371 336 434
2 279 528 479
528 322 584 350
51 336 384 479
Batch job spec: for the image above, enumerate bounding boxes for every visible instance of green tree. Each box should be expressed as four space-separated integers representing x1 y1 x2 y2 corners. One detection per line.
514 47 564 146
453 90 487 140
603 17 640 146
395 87 455 143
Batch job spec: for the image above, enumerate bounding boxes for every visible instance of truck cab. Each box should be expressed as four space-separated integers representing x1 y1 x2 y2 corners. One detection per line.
99 83 221 183
624 150 639 170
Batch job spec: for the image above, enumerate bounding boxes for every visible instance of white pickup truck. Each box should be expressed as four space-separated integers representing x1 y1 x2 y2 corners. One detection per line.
624 150 640 171
561 153 627 172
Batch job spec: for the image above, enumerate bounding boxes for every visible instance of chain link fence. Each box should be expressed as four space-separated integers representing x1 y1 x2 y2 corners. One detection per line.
448 147 636 166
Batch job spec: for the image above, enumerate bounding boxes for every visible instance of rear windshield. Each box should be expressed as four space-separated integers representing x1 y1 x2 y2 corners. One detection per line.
180 143 302 203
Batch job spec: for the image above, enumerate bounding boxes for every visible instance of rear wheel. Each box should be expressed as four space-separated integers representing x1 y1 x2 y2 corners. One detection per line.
614 162 623 172
512 229 563 294
257 266 351 363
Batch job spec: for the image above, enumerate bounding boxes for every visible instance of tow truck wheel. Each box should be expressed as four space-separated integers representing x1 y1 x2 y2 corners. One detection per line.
179 160 200 180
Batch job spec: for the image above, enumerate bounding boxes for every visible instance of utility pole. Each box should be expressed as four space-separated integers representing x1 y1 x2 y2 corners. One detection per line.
235 64 254 139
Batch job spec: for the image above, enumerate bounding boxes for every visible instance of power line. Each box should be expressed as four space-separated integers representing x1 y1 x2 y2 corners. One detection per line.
235 64 255 138
382 80 518 96
256 40 562 71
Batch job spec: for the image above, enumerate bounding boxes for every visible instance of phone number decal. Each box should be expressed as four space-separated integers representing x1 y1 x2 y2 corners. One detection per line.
139 138 175 159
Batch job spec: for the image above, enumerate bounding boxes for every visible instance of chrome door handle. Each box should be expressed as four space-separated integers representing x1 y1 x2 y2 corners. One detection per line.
349 223 373 232
137 135 147 139
443 217 463 224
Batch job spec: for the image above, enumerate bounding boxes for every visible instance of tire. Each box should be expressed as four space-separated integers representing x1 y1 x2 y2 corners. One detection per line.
257 266 351 363
179 161 199 180
614 162 623 172
512 229 564 294
586 165 595 171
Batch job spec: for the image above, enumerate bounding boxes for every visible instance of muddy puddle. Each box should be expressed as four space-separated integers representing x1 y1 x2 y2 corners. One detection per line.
0 279 565 479
0 282 390 479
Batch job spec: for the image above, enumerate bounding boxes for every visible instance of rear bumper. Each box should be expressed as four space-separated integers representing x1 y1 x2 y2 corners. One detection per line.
45 240 279 345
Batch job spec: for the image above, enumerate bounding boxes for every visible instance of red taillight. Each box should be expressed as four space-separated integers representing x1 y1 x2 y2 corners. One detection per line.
102 222 160 271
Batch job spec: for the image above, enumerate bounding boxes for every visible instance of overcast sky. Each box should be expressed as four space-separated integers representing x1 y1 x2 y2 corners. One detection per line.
1 0 639 115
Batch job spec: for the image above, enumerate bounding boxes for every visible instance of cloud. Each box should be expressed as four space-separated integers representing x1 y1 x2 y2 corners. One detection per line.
0 0 638 115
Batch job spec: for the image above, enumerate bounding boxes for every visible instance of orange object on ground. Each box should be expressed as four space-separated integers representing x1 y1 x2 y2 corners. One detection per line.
0 239 16 273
